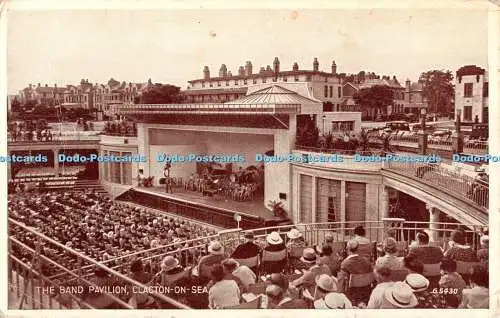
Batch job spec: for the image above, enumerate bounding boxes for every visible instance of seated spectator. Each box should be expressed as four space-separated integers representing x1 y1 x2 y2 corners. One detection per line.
315 234 335 255
403 255 424 274
405 273 447 308
208 264 240 309
337 240 372 292
261 232 287 273
157 256 186 287
290 248 331 290
197 241 226 280
375 237 403 270
380 282 418 309
312 274 339 301
444 229 477 262
231 231 260 266
314 292 353 309
317 245 341 276
221 258 256 291
439 258 467 292
128 260 158 309
265 284 309 309
269 273 299 300
367 265 394 309
352 225 370 244
476 235 488 267
459 265 489 309
286 228 307 248
407 231 443 264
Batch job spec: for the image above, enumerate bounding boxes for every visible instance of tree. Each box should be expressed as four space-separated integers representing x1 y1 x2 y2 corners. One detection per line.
419 70 454 114
140 84 182 104
353 85 394 118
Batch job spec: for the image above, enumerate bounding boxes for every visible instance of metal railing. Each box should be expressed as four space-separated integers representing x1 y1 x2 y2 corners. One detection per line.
115 103 301 115
9 217 484 309
294 145 383 156
386 161 489 210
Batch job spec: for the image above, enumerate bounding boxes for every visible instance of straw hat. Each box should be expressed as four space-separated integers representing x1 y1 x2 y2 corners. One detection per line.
300 248 318 264
315 274 338 292
287 228 302 240
161 256 179 272
314 292 353 309
266 232 284 245
404 273 429 293
383 282 418 308
208 241 225 255
383 237 398 254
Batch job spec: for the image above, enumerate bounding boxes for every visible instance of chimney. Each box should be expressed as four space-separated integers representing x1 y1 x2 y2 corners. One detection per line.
203 66 210 80
38 83 41 87
313 57 319 72
331 61 337 74
45 84 48 87
219 64 228 78
266 65 272 72
292 62 299 72
273 57 280 75
29 84 32 89
54 83 57 88
405 79 411 89
238 66 245 76
245 61 253 76
227 70 233 77
259 67 266 74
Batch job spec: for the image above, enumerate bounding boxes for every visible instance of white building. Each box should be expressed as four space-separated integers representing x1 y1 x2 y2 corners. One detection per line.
454 65 488 123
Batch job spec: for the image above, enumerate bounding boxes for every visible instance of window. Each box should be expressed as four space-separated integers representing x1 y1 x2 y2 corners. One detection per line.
483 82 488 97
243 79 247 85
253 79 257 84
331 121 354 132
464 106 472 121
324 85 328 98
464 83 473 97
329 86 333 98
294 76 299 82
218 81 221 87
262 78 266 83
209 83 213 87
338 86 342 98
306 75 312 81
202 83 205 88
327 197 335 222
226 81 229 86
283 77 288 82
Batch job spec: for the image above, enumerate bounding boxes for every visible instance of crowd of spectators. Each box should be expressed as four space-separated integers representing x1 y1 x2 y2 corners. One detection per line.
8 190 217 279
9 190 489 310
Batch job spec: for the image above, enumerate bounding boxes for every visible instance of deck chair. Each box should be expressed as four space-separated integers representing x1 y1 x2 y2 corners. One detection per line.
422 263 441 277
357 243 374 262
347 272 374 305
260 249 287 274
234 255 259 273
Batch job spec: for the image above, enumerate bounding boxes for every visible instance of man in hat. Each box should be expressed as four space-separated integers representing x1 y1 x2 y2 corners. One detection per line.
314 291 353 309
261 231 287 273
380 281 418 309
290 248 331 290
405 273 447 308
407 231 443 264
375 237 404 270
196 241 226 281
337 240 372 292
221 258 256 291
265 284 308 309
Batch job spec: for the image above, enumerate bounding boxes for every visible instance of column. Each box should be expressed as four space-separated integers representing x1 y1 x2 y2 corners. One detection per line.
427 204 440 242
379 185 389 219
53 148 60 176
340 180 346 224
311 176 317 223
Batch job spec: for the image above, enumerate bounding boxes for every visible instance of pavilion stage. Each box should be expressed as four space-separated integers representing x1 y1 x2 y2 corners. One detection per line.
121 186 289 229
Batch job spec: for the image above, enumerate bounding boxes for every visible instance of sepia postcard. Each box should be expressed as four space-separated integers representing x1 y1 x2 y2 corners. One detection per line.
1 0 499 317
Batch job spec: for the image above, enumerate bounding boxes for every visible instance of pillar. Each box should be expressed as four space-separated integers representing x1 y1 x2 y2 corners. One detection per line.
379 185 389 219
418 132 428 155
340 180 346 224
54 148 60 176
452 132 464 154
311 176 317 223
427 204 440 242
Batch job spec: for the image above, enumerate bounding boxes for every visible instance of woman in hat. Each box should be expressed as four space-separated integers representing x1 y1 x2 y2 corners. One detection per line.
158 255 189 288
290 248 331 292
196 241 226 282
444 230 478 262
405 273 447 308
380 281 418 309
286 228 308 270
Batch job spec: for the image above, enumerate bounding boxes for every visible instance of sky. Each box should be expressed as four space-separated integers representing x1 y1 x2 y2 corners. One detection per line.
7 8 489 94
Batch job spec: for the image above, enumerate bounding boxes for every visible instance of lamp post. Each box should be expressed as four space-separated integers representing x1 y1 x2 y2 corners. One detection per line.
452 109 463 154
322 115 326 133
418 108 428 155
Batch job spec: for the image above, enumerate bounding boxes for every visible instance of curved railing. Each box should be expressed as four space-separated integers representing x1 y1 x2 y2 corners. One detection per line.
9 217 484 309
